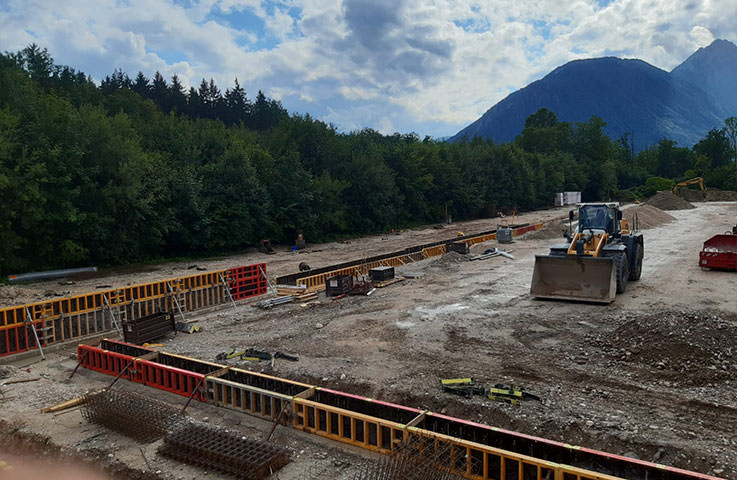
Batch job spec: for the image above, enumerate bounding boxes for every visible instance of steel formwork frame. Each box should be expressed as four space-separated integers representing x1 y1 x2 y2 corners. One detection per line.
77 340 721 480
284 224 543 293
0 265 267 358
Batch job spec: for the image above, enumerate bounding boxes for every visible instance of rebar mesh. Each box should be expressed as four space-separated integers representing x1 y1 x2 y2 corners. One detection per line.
158 421 290 480
80 389 185 443
351 436 465 480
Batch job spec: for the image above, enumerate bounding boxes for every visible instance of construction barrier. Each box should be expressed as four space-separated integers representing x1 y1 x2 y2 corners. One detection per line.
77 340 720 480
0 265 268 358
277 224 543 293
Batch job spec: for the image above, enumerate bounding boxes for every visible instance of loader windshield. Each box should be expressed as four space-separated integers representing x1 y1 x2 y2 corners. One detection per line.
579 206 612 231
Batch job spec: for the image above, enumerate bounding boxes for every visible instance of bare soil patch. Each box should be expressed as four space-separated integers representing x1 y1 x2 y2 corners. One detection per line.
0 419 157 480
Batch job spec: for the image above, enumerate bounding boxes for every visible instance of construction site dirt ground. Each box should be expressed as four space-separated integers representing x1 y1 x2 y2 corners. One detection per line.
1 202 737 480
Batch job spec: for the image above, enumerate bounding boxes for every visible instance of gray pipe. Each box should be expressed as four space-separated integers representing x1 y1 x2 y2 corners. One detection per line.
8 267 98 282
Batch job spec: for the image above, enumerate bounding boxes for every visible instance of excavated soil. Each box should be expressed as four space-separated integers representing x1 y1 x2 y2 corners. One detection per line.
590 311 737 387
672 189 737 203
681 189 707 202
0 420 157 480
706 189 737 201
646 190 695 210
623 204 676 229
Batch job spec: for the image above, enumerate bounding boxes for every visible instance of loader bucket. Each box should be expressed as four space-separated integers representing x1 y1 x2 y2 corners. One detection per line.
530 255 616 304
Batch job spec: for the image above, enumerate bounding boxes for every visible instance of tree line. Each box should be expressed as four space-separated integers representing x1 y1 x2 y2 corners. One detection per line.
1 44 735 274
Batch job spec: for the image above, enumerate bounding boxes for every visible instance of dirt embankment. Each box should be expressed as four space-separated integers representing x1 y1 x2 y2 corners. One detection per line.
680 188 737 202
623 204 676 229
0 420 157 480
646 191 695 210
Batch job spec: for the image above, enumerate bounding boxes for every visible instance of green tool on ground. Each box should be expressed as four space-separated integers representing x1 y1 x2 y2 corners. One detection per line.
176 322 201 334
488 384 541 402
440 378 486 398
441 378 541 405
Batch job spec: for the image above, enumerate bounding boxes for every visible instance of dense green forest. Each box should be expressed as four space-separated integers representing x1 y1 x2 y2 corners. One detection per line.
1 45 736 274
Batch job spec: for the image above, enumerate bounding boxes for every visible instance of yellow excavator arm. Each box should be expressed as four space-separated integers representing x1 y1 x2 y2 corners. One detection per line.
672 177 705 195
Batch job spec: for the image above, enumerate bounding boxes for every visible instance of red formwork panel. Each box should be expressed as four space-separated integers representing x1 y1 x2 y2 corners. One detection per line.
1 320 46 357
226 264 268 300
700 234 737 270
137 359 206 399
78 344 137 380
513 224 540 236
78 344 206 401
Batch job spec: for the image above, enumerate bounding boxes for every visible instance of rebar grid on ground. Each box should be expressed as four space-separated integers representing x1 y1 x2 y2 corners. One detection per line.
158 420 290 480
80 389 185 443
350 436 465 480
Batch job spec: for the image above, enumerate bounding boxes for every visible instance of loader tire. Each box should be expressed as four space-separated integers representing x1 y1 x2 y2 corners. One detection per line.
615 252 629 294
628 241 643 281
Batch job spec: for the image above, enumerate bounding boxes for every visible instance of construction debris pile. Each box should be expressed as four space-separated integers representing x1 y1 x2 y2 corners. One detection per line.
80 389 185 442
590 310 737 386
158 421 290 480
646 190 695 210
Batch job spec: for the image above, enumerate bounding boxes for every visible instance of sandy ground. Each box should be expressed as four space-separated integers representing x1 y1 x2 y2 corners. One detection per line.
1 202 737 480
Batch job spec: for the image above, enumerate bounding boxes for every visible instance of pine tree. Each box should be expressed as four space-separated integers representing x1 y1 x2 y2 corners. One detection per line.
151 71 169 110
169 74 187 113
132 71 150 97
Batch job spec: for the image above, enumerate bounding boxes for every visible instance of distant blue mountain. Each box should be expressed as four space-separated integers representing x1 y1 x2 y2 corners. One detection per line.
450 39 737 150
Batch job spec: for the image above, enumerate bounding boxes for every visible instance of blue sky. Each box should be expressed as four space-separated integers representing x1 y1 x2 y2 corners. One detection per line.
1 0 735 138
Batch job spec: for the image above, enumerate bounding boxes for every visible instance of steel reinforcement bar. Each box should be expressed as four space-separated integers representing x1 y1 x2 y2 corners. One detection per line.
77 340 720 480
277 224 543 292
0 264 267 358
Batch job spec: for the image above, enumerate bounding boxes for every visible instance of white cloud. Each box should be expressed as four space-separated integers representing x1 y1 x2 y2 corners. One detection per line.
690 25 715 47
1 0 736 137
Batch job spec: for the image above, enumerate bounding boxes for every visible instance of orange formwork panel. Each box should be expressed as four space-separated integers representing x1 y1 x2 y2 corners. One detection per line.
1 265 267 358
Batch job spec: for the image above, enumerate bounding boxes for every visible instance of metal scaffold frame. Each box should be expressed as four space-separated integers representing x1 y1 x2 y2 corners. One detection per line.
0 264 268 358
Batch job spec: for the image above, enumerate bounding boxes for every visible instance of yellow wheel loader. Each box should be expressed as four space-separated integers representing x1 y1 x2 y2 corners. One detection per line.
530 203 643 304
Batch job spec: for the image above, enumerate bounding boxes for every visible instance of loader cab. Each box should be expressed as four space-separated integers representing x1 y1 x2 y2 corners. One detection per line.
576 203 621 236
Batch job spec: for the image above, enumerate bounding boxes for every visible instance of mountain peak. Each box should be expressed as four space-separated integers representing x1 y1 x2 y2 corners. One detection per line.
671 38 737 115
672 38 737 72
451 41 737 149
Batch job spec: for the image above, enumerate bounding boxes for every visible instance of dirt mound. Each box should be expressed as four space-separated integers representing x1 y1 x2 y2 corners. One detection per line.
645 190 695 210
623 204 676 229
679 189 706 202
705 188 737 201
594 311 737 386
430 251 468 268
523 220 569 240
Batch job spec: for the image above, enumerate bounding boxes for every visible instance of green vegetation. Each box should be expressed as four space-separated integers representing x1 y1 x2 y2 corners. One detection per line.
1 46 736 274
